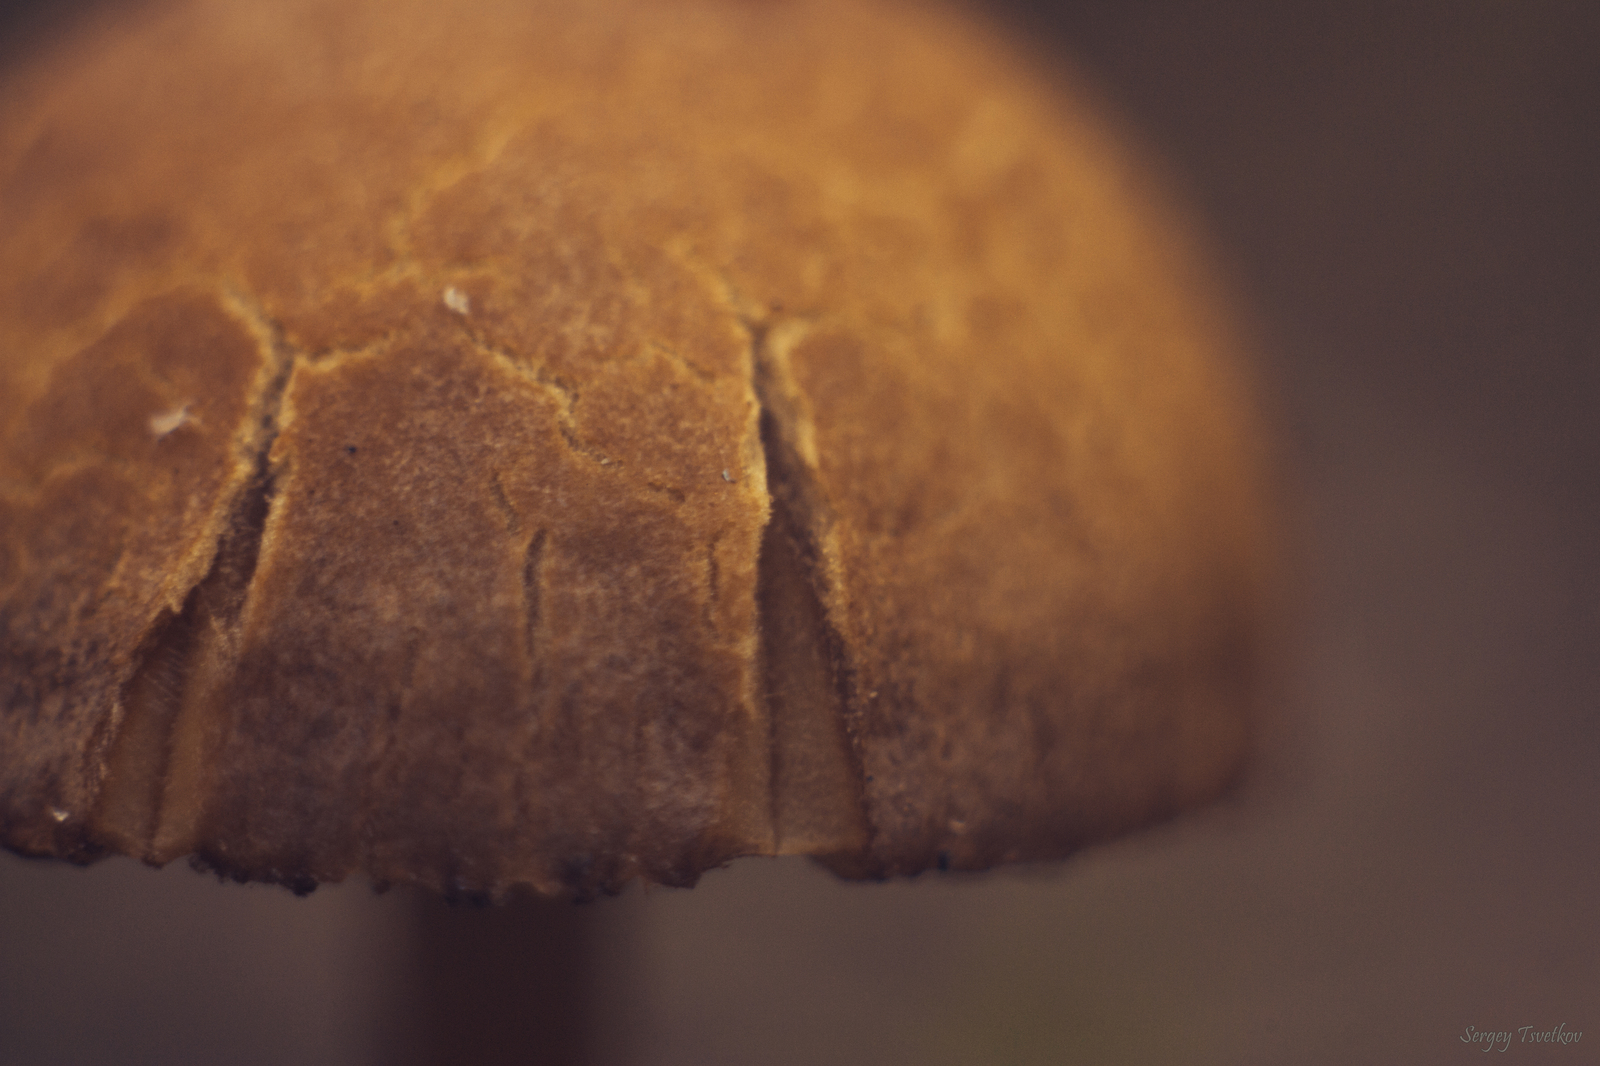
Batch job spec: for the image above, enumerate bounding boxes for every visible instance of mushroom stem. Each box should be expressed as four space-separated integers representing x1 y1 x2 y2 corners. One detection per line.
407 892 598 1065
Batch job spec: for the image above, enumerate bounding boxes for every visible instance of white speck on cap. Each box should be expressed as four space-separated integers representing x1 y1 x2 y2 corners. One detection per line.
149 402 193 439
442 286 471 315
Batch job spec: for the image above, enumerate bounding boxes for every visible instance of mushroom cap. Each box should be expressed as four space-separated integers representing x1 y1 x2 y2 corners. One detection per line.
0 0 1275 899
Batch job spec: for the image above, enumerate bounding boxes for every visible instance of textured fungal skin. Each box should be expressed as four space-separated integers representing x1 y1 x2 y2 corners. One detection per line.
0 0 1274 898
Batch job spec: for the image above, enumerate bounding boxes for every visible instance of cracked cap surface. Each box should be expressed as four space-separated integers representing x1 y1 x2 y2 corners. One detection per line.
0 0 1276 898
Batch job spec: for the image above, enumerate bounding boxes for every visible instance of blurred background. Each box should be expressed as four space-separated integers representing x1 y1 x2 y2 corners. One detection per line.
2 0 1597 1063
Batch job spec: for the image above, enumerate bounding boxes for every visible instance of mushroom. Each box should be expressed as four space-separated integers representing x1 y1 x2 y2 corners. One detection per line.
0 0 1275 900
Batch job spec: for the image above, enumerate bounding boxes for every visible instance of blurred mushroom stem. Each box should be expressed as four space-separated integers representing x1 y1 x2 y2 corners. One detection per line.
404 892 598 1065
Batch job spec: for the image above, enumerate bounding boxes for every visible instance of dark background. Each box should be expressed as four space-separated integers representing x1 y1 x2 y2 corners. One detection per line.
3 1 1597 1063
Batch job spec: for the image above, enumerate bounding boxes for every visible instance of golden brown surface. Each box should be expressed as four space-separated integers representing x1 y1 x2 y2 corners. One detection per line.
0 0 1273 897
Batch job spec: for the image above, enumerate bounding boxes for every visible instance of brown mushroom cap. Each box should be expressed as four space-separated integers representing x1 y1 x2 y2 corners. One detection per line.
0 0 1275 899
